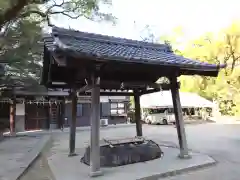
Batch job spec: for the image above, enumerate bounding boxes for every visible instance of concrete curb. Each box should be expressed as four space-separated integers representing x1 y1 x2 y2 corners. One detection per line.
136 148 217 180
15 135 52 180
132 141 217 180
3 124 136 137
139 160 216 180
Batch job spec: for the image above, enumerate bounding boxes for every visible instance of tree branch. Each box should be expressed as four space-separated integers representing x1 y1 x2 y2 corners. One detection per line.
0 0 30 28
19 10 53 26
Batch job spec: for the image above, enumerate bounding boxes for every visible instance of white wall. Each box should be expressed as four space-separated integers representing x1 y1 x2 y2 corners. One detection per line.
15 104 25 132
16 104 25 116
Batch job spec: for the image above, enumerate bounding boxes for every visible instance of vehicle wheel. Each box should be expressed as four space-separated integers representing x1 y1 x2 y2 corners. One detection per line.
147 119 151 124
163 119 168 125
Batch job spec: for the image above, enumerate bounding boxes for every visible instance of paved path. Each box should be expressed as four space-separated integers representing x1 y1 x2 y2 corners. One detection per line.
12 123 240 180
48 128 215 180
0 135 50 180
160 124 240 180
48 123 240 180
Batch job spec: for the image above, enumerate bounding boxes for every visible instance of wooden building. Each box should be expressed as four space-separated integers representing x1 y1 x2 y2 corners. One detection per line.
42 27 225 177
0 89 130 132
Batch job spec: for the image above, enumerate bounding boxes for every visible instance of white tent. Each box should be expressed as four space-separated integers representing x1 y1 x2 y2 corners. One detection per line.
140 91 214 108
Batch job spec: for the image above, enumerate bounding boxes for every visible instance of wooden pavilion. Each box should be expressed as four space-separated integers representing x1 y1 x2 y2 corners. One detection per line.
42 27 225 177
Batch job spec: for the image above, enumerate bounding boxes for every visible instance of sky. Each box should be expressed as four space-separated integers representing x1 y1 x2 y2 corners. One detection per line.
52 0 240 43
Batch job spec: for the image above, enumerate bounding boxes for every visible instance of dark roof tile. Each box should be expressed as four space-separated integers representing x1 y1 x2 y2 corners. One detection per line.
43 26 226 72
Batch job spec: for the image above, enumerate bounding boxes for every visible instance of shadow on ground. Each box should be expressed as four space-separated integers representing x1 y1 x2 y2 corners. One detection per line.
19 138 55 180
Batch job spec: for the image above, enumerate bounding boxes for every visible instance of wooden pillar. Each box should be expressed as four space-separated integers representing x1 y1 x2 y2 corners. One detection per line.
10 98 16 135
61 98 66 127
170 76 190 158
134 90 142 136
69 89 77 157
90 76 102 177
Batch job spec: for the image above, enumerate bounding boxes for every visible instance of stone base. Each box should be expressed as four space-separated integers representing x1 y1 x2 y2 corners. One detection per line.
89 170 103 177
178 153 192 159
50 124 58 130
68 153 78 157
81 137 163 167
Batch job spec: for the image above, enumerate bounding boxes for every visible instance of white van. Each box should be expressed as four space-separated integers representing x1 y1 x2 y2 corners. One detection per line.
142 107 175 125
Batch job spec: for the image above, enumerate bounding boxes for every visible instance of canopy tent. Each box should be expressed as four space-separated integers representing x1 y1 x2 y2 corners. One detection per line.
140 91 214 108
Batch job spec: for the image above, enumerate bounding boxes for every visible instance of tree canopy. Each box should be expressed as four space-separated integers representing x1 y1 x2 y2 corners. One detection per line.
0 0 115 89
168 22 240 116
0 0 115 28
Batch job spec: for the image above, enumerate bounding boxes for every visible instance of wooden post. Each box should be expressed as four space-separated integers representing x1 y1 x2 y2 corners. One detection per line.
90 76 102 177
134 90 142 136
10 98 16 135
69 89 77 157
170 76 190 159
60 98 66 129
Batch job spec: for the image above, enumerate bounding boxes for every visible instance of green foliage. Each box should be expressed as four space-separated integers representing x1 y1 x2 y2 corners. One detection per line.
0 0 116 28
176 22 240 116
0 0 115 88
1 19 42 78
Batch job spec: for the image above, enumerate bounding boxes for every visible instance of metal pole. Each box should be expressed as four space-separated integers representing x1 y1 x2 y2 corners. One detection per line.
134 91 143 136
90 76 102 177
170 76 190 159
69 89 77 157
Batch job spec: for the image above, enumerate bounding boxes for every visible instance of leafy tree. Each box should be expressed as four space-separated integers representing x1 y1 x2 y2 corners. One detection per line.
158 22 240 116
0 0 115 29
0 0 115 87
179 22 240 116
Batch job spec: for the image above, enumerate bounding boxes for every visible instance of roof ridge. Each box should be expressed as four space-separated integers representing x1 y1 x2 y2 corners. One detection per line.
51 26 172 52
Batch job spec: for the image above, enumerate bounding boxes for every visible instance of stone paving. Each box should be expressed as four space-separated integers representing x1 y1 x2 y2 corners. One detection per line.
47 127 216 180
48 124 240 180
4 123 240 180
0 135 50 180
19 153 55 180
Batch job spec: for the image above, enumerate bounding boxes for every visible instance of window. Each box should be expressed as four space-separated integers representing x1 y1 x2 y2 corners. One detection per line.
76 104 83 116
118 103 124 108
111 103 118 109
149 108 167 114
110 102 125 115
110 109 117 114
168 108 174 114
118 109 124 114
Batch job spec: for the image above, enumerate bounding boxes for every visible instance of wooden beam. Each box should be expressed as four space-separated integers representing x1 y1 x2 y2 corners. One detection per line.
140 82 180 95
78 91 134 96
134 90 142 136
69 88 77 157
60 98 66 130
90 75 102 177
140 88 161 95
13 89 134 97
78 84 93 93
170 76 190 159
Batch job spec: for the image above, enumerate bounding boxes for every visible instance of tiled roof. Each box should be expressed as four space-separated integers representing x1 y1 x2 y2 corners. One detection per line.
43 27 226 72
